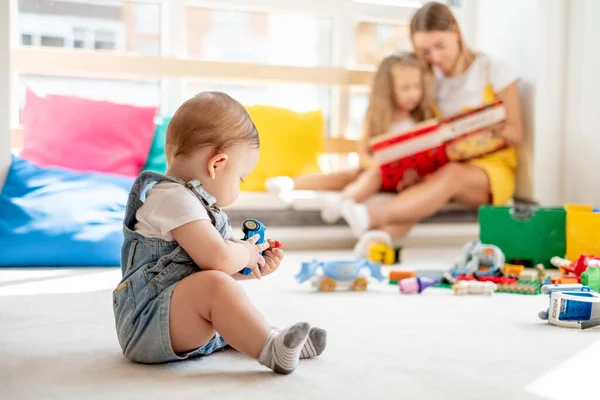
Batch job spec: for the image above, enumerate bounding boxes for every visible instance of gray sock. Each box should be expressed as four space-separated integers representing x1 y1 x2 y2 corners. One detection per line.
258 322 310 374
300 327 327 359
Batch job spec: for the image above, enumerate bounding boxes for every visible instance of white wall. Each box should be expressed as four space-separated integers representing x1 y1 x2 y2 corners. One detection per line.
563 0 600 204
473 0 567 205
0 0 10 190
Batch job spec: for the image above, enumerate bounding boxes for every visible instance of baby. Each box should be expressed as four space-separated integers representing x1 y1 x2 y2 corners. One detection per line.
113 92 326 373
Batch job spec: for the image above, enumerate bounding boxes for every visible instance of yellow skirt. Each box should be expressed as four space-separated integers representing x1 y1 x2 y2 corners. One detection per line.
468 146 518 205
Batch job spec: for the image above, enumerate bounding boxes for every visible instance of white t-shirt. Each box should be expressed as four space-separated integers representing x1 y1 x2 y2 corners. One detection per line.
134 182 210 241
435 54 518 117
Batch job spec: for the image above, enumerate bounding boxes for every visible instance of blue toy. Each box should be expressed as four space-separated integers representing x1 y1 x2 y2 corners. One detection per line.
239 219 267 276
295 258 385 292
538 284 600 329
444 240 505 282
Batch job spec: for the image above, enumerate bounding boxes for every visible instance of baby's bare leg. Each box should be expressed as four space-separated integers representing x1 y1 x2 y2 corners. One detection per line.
170 270 269 358
170 270 310 374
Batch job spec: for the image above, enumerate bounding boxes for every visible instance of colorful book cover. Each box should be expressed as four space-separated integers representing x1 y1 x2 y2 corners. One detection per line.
369 100 507 191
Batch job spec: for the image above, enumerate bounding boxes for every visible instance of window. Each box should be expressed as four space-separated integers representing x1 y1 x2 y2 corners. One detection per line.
17 0 160 55
347 88 369 139
21 34 33 46
353 0 424 7
40 35 65 47
72 27 88 49
94 29 116 50
183 81 331 134
132 2 161 35
353 21 411 67
186 7 332 66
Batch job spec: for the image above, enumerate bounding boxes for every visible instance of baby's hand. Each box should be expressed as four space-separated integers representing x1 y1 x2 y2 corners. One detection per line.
261 247 284 277
239 235 269 279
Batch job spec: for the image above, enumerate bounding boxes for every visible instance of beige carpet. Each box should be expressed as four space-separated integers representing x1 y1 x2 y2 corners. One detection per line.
1 248 598 400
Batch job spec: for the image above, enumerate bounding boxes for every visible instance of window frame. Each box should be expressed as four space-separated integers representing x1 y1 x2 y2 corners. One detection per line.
8 0 473 134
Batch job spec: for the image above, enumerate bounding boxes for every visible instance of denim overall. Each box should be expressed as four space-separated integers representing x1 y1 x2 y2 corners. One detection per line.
112 172 231 363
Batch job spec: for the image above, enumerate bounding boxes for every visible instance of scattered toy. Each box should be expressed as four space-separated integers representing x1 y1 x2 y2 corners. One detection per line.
398 277 439 294
353 230 402 265
545 254 599 284
496 281 541 295
581 266 600 292
295 258 385 292
452 280 496 296
388 270 416 285
538 284 600 329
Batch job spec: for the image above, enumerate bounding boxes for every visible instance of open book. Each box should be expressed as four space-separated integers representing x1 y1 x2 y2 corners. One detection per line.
369 100 507 191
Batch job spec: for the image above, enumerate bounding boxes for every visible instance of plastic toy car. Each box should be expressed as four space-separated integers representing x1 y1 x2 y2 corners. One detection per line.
239 219 281 276
295 258 385 292
242 219 266 247
538 284 600 329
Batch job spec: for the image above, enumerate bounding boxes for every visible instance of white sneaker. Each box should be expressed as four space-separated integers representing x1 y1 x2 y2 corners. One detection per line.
341 200 370 237
320 194 343 224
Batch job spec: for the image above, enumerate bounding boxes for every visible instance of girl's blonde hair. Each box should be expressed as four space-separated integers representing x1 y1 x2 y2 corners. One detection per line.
363 52 433 142
165 92 259 164
410 2 476 105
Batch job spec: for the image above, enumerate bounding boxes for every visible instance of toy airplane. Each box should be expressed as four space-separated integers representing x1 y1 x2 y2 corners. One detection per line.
538 284 600 329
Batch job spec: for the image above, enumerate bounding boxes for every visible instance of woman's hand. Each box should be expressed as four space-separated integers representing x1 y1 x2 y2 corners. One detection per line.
260 247 285 277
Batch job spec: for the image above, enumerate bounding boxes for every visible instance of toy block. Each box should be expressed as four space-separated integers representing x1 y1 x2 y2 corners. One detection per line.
388 270 416 285
495 280 541 295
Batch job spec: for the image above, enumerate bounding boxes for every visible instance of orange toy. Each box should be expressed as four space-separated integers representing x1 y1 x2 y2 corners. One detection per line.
389 270 416 284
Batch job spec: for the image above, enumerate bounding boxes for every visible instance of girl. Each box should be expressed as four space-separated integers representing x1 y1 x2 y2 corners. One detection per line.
268 53 434 229
113 92 326 374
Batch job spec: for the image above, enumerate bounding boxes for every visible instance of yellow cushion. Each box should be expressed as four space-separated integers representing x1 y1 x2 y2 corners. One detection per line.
241 105 324 191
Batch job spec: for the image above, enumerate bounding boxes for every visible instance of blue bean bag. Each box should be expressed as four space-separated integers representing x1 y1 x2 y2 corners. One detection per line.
0 155 134 267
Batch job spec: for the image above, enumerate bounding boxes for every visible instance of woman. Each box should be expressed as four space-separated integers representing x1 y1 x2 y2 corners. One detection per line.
270 1 523 239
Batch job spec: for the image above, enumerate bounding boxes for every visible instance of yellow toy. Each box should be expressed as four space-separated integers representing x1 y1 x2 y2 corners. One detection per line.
354 230 402 266
368 242 401 265
503 263 525 277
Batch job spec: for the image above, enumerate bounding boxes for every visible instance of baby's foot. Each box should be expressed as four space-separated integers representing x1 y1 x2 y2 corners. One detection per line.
341 200 370 237
258 322 310 374
300 327 327 359
265 176 294 194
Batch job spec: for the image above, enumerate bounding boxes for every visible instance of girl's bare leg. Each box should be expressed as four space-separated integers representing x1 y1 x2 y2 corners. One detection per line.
379 222 415 239
341 168 382 203
369 163 489 226
342 163 490 236
266 169 362 193
293 169 362 191
169 270 310 374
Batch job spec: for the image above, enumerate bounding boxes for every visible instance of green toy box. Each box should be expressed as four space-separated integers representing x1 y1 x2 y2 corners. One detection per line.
479 205 566 268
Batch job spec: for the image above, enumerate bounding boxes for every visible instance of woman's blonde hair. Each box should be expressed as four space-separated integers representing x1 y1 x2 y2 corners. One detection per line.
363 52 433 142
410 2 476 102
165 91 259 164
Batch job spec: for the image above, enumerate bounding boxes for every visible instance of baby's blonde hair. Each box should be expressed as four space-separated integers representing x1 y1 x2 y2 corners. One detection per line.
165 92 259 164
364 52 433 143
